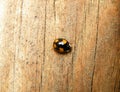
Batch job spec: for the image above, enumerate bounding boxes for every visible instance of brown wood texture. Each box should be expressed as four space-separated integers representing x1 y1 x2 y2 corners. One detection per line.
0 0 119 92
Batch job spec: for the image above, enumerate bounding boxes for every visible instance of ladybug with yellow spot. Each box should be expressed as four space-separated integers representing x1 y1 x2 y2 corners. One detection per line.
53 38 72 54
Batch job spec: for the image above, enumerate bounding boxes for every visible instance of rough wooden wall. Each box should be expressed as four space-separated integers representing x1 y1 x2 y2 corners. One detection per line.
0 0 119 92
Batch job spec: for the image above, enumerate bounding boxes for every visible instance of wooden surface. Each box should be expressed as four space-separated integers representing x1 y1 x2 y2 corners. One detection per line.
0 0 119 92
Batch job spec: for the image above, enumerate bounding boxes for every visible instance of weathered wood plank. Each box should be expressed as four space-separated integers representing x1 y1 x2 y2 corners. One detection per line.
92 0 120 92
41 0 76 92
0 0 119 92
0 0 17 92
72 0 100 92
13 0 46 92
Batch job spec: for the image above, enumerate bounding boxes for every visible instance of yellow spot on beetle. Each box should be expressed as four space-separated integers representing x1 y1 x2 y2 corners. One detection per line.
55 39 59 43
59 48 64 53
62 39 67 44
53 44 57 48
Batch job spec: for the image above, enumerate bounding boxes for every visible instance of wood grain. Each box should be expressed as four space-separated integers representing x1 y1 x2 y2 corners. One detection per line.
0 0 119 92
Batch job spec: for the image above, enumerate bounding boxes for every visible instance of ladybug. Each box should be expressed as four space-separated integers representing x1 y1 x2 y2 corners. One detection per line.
53 38 72 54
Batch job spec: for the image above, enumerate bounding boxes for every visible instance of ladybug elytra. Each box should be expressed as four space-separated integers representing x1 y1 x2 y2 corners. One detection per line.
53 38 71 54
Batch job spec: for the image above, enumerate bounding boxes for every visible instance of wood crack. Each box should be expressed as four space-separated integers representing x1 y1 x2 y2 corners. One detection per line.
71 3 78 91
114 69 120 92
40 0 47 92
91 0 100 92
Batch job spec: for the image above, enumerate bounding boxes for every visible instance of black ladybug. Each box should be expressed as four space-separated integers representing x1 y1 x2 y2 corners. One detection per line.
53 38 72 54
